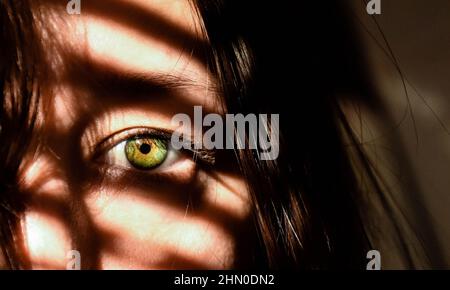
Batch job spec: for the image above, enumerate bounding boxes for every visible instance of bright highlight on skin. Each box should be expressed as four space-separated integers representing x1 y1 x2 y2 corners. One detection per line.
125 137 168 170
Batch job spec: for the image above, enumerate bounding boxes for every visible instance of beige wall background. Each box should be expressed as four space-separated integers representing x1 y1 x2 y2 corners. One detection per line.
352 0 450 268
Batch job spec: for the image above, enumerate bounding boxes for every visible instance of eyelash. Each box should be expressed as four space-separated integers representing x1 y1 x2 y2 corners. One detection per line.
91 127 215 170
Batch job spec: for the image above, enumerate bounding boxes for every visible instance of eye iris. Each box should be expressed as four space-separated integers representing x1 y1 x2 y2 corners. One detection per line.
125 138 168 169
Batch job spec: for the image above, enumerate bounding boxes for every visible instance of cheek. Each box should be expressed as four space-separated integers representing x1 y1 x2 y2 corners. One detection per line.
21 210 73 269
82 169 251 269
19 156 251 269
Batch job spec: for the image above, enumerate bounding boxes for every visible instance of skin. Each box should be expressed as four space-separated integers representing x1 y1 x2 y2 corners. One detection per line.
16 0 252 269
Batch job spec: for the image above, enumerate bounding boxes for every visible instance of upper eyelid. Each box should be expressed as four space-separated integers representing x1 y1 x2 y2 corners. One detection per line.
91 126 173 161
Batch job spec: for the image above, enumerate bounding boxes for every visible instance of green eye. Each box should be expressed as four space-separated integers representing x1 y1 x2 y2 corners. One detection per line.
124 137 168 170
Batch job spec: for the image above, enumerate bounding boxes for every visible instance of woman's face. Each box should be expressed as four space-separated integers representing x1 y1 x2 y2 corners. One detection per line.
18 0 251 269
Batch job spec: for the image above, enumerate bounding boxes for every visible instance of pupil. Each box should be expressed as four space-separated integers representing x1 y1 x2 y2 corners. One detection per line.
139 143 151 154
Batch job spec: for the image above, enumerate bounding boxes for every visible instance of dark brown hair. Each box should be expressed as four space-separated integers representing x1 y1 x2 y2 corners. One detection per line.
0 0 44 269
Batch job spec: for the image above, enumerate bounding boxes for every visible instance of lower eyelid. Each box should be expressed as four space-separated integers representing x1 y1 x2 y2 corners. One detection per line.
97 157 197 186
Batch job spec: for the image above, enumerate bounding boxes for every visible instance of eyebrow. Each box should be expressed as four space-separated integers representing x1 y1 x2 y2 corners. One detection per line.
86 60 196 92
63 57 205 103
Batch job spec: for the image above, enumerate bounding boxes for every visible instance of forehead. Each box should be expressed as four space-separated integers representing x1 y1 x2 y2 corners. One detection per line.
34 0 217 131
39 0 207 86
